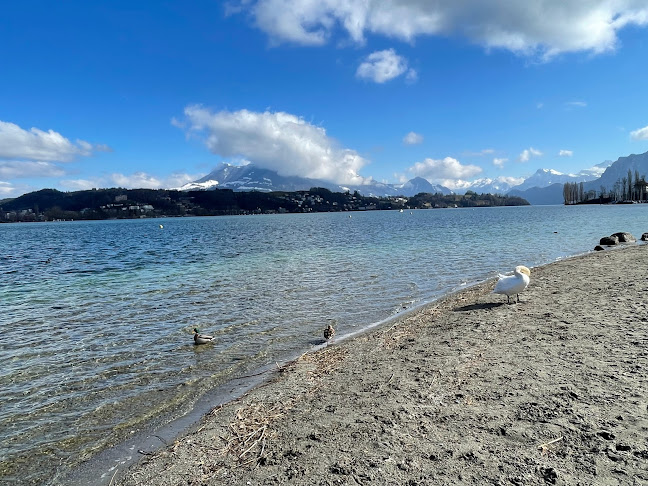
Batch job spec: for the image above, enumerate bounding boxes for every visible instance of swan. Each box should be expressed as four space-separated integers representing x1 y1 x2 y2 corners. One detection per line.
493 265 531 304
193 328 215 345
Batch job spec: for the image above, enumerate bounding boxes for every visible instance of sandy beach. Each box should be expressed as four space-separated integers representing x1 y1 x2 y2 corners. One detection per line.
115 245 648 486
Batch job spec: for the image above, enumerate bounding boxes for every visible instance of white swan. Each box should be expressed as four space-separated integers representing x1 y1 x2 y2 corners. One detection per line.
493 265 531 304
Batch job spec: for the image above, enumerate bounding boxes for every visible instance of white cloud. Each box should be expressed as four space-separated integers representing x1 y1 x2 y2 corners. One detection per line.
59 179 101 191
464 148 495 156
565 101 587 108
518 147 542 162
559 149 573 156
403 131 423 145
0 160 66 179
0 180 35 198
630 125 648 140
59 172 201 192
179 105 369 185
0 180 15 196
110 172 164 189
356 49 412 83
408 156 482 187
235 1 648 59
0 120 108 162
493 157 508 168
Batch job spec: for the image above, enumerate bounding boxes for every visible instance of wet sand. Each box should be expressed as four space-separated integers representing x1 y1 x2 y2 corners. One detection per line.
116 245 648 486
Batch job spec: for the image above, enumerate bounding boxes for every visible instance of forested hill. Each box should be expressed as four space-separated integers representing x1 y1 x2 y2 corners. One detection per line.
0 187 528 222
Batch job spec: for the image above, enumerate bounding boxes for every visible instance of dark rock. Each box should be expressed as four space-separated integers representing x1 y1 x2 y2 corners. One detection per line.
600 235 619 245
616 443 632 451
597 430 615 440
611 232 636 242
540 466 559 484
594 245 606 251
642 233 648 241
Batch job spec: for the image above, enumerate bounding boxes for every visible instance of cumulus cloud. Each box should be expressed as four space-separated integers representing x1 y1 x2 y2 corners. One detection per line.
0 120 108 162
233 0 648 59
356 49 414 83
630 125 648 140
178 105 368 185
559 149 573 156
407 156 482 188
403 131 423 145
518 147 542 162
493 157 508 168
59 172 201 192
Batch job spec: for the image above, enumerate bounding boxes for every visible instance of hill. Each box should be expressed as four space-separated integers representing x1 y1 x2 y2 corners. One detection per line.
0 187 528 223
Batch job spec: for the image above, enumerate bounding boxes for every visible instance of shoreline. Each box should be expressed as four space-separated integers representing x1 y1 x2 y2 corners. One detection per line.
111 244 648 485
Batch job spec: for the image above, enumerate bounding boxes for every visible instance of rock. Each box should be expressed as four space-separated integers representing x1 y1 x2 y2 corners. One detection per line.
611 232 636 242
597 430 615 440
641 233 648 241
600 235 619 246
594 245 606 251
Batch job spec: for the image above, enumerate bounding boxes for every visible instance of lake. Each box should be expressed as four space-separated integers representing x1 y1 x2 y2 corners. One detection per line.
1 204 647 484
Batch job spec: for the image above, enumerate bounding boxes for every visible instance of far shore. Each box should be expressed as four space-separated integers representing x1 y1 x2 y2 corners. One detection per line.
114 245 648 486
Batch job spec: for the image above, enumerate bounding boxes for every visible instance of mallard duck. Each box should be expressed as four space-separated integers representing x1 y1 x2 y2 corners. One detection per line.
323 324 335 340
193 328 215 345
493 265 531 304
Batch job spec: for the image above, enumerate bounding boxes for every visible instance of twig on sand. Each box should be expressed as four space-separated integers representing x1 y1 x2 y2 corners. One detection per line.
108 468 118 486
538 436 563 454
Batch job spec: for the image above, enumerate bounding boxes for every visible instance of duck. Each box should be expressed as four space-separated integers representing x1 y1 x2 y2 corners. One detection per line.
493 265 531 304
323 324 335 341
193 328 215 345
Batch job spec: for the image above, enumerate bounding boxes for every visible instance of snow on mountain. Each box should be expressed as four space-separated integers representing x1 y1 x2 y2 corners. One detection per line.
176 179 220 191
461 177 521 195
513 166 604 192
180 164 452 197
178 157 621 204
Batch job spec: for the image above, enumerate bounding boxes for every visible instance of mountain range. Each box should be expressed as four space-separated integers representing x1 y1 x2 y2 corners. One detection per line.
179 151 648 205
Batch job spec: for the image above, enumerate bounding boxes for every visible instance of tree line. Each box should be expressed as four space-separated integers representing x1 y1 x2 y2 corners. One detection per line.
563 169 647 204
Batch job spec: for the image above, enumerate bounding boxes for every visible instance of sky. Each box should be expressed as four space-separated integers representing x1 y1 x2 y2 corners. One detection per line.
2 0 648 198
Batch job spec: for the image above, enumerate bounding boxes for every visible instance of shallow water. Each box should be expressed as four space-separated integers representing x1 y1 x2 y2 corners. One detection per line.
1 205 647 484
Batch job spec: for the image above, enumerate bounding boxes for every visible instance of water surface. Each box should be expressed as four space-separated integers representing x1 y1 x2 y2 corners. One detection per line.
1 205 647 484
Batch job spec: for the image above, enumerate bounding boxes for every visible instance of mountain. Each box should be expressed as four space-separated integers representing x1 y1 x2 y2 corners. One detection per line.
463 177 518 195
507 183 566 205
506 152 647 205
179 163 339 193
393 177 452 196
583 151 648 193
179 163 452 197
512 163 610 192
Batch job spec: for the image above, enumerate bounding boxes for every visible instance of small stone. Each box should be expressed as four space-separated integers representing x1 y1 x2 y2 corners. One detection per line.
597 430 615 440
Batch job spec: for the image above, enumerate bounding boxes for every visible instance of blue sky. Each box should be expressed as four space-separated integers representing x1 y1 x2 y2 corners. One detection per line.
2 1 648 198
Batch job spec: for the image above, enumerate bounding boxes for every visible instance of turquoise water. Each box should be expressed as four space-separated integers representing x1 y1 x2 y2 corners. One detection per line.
1 205 647 484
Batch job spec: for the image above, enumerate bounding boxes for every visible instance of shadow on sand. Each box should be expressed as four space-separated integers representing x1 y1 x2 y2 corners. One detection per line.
454 302 505 312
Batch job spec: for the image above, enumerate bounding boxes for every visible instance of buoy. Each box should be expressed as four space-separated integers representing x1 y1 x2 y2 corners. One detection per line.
159 224 164 229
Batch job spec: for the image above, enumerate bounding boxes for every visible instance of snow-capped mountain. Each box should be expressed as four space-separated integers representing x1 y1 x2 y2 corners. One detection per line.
461 177 520 195
177 154 631 205
512 164 610 192
178 163 452 197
